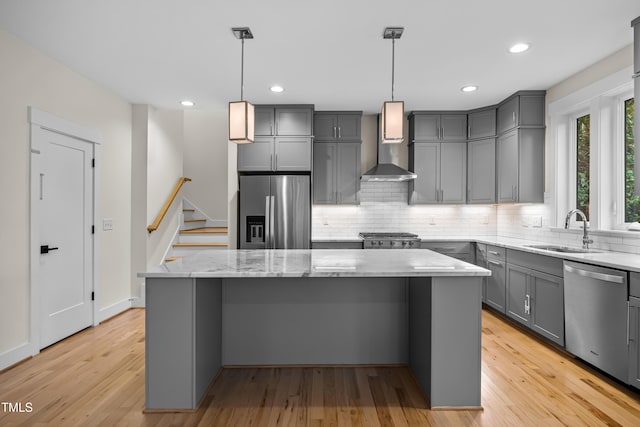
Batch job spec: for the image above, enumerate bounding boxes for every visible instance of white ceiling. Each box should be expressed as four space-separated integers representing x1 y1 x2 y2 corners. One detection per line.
1 0 639 113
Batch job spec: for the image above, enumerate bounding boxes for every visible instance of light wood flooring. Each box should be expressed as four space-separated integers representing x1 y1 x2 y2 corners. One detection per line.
1 308 640 426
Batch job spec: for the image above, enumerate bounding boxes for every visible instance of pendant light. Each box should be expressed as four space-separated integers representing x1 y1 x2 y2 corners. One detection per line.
229 27 254 144
381 27 405 144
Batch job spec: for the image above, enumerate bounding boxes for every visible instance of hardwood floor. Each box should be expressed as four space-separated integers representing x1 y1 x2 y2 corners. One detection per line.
1 308 640 426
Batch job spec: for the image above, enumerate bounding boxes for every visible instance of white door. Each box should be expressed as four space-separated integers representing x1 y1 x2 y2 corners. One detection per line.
38 129 94 349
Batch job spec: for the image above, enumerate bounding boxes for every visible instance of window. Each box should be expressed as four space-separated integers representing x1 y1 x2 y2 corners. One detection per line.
625 98 638 223
576 114 590 221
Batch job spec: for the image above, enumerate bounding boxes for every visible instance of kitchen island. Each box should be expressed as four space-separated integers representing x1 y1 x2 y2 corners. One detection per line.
140 249 490 411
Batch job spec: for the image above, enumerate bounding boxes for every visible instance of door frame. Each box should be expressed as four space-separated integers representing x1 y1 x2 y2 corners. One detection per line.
29 107 102 354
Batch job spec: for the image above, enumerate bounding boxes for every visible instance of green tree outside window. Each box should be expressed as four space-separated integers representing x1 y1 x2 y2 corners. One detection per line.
576 114 590 221
625 98 638 223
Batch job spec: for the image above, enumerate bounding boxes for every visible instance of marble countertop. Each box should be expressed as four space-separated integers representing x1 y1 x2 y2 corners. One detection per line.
139 249 490 279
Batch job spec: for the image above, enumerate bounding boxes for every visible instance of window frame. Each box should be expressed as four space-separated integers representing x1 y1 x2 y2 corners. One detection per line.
549 66 633 232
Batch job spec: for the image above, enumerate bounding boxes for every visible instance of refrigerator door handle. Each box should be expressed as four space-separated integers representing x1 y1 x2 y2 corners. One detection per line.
264 195 271 249
269 195 275 248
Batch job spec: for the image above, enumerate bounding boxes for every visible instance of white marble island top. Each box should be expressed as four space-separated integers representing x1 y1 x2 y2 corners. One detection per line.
140 249 490 279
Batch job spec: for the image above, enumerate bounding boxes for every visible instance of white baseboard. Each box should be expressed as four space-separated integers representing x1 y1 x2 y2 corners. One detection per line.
96 298 132 324
0 341 37 371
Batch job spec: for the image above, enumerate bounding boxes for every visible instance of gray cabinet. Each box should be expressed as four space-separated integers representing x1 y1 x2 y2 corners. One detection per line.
313 142 361 204
475 243 488 303
485 245 506 313
496 128 545 203
409 113 467 142
467 138 496 204
254 105 313 136
240 105 313 172
506 249 564 346
314 112 362 142
421 241 474 263
629 272 640 390
239 136 311 172
497 92 545 135
409 142 466 204
468 108 496 140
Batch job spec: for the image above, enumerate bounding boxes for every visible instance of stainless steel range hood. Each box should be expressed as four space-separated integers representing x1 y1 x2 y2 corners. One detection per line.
361 115 417 182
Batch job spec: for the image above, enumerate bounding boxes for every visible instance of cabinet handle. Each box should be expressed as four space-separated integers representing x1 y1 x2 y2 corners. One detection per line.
488 250 500 256
512 112 516 124
525 294 530 315
270 154 273 170
275 154 278 170
270 125 273 135
338 127 341 139
488 260 503 267
627 301 631 346
440 189 444 202
333 126 337 139
468 124 471 136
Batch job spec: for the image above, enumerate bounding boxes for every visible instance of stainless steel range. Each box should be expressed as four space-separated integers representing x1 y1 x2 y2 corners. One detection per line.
359 232 421 249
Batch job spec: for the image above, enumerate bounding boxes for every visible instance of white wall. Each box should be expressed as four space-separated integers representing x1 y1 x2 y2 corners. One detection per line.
0 29 132 357
183 110 228 221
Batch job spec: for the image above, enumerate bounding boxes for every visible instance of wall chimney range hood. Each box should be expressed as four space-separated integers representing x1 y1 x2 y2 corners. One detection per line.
361 115 417 182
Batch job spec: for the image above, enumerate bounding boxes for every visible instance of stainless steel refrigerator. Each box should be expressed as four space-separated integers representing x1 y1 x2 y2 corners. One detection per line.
239 175 310 249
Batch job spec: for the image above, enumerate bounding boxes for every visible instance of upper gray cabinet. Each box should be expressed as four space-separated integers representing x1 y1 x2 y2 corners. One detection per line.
408 141 467 204
497 92 545 135
467 108 496 140
314 112 362 142
409 112 467 142
467 138 496 204
239 105 313 172
255 105 313 136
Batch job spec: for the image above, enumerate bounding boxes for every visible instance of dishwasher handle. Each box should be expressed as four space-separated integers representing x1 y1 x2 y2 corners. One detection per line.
564 264 624 284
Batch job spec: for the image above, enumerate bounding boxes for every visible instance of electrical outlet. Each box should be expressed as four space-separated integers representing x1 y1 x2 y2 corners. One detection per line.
429 216 436 225
103 218 113 231
531 216 542 228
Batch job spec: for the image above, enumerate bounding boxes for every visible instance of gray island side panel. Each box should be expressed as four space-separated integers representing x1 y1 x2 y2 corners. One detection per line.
222 277 408 365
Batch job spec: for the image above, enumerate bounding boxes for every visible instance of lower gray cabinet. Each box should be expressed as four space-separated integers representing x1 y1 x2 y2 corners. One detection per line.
629 296 640 390
421 241 473 263
506 250 564 346
311 241 363 249
475 243 488 303
486 253 506 313
312 142 360 204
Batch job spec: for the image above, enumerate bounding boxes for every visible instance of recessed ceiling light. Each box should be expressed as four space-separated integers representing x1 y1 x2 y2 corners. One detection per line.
509 43 530 54
270 85 284 93
180 100 195 107
461 85 478 93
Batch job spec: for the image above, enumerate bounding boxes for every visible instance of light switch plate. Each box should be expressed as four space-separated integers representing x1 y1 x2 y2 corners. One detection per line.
103 218 113 231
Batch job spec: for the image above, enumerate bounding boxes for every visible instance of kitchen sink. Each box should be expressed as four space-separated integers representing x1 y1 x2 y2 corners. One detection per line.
524 244 602 254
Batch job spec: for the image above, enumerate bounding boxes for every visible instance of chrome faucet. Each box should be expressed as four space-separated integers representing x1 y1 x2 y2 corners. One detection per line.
564 209 593 249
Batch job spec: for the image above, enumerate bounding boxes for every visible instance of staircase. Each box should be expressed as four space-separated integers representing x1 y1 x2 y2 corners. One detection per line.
164 200 228 263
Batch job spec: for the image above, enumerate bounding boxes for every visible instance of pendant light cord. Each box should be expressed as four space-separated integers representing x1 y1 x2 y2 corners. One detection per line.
240 36 245 101
391 32 395 102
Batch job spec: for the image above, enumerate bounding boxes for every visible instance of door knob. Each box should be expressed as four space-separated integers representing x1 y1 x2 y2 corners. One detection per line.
40 245 59 254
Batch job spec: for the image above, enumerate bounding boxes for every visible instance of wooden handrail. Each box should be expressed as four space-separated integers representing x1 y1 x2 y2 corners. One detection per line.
147 177 192 233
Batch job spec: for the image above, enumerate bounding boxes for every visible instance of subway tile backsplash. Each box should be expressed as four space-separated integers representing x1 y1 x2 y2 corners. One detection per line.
312 182 640 254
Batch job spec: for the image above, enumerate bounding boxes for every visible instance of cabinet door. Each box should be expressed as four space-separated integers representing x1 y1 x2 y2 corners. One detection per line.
518 128 545 203
486 259 506 313
497 96 519 134
519 94 545 127
337 114 361 141
275 108 312 136
440 142 466 203
275 137 311 171
629 296 640 390
412 114 440 141
506 264 530 327
409 143 440 204
314 114 338 141
467 138 496 204
313 143 337 204
475 244 488 303
468 109 496 140
255 107 275 136
336 143 361 204
530 271 564 346
440 114 467 141
237 137 274 171
496 129 518 203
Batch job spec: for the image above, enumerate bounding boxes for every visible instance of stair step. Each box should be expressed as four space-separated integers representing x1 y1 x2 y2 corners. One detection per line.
180 227 228 234
172 242 228 248
184 218 206 223
165 256 182 262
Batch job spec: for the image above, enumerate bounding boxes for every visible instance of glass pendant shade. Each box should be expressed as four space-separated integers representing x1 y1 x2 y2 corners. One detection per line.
228 101 254 144
381 100 404 143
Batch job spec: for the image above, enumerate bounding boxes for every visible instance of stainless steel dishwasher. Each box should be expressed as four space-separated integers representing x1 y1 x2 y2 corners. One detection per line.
564 261 628 382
